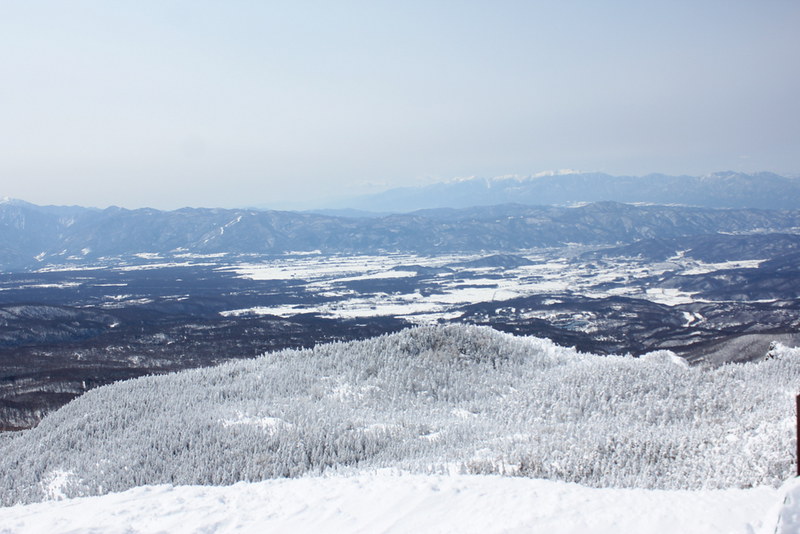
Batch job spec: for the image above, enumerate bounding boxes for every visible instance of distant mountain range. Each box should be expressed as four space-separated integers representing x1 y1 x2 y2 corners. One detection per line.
2 199 799 271
339 171 800 212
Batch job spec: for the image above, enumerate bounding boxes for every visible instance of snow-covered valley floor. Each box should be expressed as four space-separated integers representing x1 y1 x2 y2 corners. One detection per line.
0 472 796 534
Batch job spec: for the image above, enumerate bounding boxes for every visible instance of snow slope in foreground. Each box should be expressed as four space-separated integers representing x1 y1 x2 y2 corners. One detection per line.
0 472 795 534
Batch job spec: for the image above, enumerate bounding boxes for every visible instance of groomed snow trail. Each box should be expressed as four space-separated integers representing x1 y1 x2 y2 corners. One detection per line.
0 473 791 534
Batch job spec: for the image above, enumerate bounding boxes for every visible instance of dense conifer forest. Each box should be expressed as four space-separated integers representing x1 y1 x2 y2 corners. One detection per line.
1 325 796 505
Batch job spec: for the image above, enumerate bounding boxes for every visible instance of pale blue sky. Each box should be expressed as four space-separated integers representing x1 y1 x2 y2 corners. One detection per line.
1 1 798 209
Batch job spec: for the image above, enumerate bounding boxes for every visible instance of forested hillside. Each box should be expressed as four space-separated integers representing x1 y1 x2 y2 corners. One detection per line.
1 325 796 505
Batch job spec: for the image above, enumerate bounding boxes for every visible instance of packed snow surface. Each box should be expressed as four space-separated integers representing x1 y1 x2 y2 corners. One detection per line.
0 472 792 534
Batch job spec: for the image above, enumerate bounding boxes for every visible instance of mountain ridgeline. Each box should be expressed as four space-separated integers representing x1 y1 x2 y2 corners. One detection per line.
342 171 800 212
1 199 799 271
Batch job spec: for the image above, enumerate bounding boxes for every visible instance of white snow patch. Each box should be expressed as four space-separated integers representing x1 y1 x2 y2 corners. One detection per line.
333 269 418 282
216 216 242 238
220 412 290 433
222 253 477 282
15 282 82 290
645 288 697 306
40 469 79 502
105 294 133 301
640 350 690 368
34 265 104 273
284 250 322 256
420 431 444 442
404 311 464 325
173 253 228 259
683 259 765 276
532 169 583 178
101 296 154 307
220 305 305 318
117 262 213 271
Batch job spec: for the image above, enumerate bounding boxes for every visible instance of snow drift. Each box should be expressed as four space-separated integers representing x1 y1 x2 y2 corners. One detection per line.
0 472 791 534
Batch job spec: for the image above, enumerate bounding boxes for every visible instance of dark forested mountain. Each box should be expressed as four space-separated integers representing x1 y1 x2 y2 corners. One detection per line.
340 171 800 212
2 199 799 271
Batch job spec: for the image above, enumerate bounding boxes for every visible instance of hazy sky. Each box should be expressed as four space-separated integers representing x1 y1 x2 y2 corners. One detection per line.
1 1 799 209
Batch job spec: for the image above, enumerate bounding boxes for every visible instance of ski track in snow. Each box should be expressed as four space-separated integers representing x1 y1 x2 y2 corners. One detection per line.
0 473 793 534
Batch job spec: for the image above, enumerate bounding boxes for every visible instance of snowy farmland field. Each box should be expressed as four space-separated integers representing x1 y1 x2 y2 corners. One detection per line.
214 249 747 319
